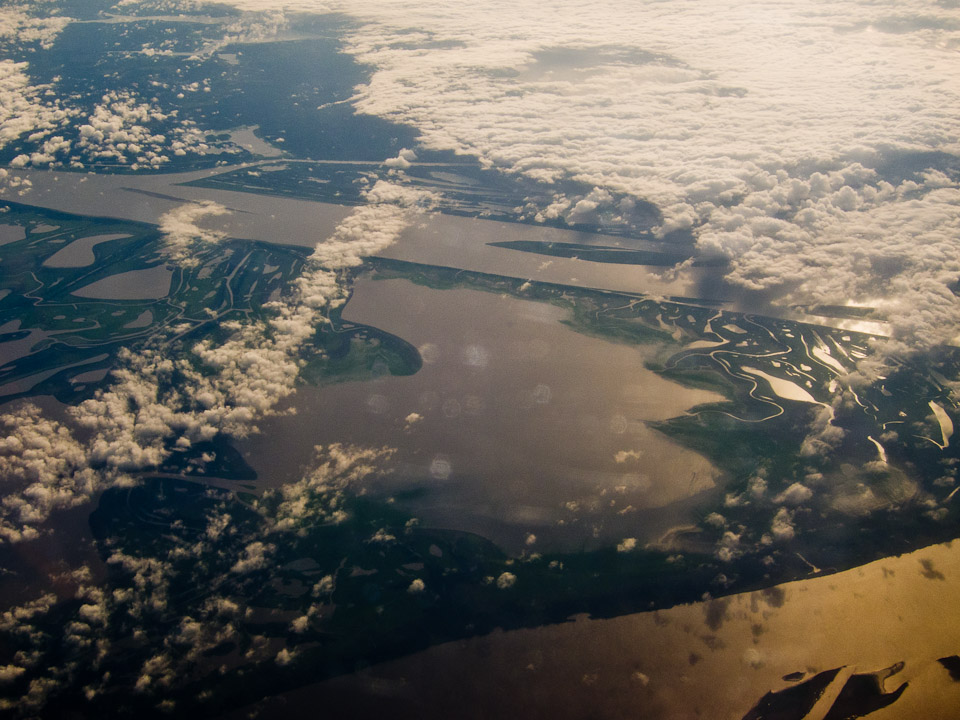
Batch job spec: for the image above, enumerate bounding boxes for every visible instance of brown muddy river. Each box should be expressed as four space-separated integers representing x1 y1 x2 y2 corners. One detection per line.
242 540 960 720
0 167 707 299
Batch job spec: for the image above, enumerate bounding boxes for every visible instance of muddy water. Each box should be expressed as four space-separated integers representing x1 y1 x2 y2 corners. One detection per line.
381 210 707 298
71 264 173 300
242 277 725 552
255 540 960 720
0 224 26 247
42 233 131 268
0 168 705 298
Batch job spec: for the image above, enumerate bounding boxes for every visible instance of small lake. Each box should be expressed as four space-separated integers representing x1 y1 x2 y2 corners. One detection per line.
72 264 173 300
42 233 131 268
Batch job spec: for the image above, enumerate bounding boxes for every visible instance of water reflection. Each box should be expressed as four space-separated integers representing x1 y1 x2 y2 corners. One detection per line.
241 277 725 552
239 541 960 720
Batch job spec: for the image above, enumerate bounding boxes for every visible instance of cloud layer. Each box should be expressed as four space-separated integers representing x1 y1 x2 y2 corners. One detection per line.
221 0 960 359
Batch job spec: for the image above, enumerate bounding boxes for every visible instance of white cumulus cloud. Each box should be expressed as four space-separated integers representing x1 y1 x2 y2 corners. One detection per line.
221 0 960 363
